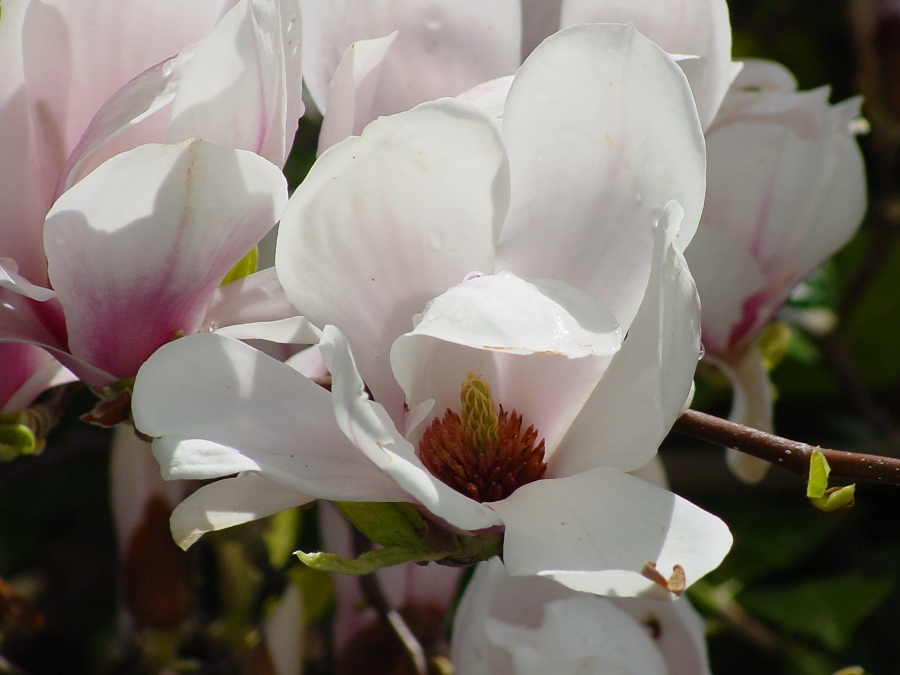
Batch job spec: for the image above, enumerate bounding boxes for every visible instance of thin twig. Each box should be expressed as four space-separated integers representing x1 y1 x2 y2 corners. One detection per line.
673 409 900 486
350 529 429 675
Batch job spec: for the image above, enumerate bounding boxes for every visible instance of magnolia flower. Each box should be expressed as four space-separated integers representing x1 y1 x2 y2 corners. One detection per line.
134 24 731 598
0 344 72 416
306 0 734 154
0 0 306 388
684 60 867 482
452 558 712 675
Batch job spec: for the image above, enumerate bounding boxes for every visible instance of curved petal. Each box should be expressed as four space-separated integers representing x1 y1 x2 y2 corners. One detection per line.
168 0 305 167
0 0 49 286
684 224 766 353
276 100 508 421
0 343 74 414
496 24 706 330
705 343 774 483
169 472 313 549
560 0 733 128
492 467 732 598
317 33 398 154
21 0 231 198
45 140 287 379
486 596 668 675
132 332 408 502
551 202 701 477
319 326 502 531
300 0 521 117
204 267 300 328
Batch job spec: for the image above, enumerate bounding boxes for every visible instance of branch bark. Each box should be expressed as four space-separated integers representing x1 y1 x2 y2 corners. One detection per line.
673 409 900 486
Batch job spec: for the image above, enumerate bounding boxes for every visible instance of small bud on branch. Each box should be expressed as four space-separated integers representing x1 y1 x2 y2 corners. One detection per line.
673 409 900 486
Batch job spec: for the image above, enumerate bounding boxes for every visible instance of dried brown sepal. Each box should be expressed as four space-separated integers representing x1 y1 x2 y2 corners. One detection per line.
419 406 547 503
640 561 686 597
81 388 133 427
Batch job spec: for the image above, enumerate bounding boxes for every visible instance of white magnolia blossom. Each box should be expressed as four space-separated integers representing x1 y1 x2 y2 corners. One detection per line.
0 0 307 387
685 60 867 482
306 0 734 154
453 558 711 675
133 24 731 598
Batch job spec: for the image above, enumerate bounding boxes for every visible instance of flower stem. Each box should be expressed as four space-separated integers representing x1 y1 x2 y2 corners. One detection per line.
673 409 900 486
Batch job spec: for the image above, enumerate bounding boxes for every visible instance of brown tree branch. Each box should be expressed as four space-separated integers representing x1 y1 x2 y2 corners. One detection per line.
673 409 900 486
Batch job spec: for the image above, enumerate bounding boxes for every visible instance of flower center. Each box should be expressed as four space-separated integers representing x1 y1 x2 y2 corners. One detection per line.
418 371 547 503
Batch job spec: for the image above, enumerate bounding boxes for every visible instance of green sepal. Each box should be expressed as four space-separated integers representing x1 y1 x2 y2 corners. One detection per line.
0 423 37 461
220 246 259 286
806 448 830 498
335 501 426 549
296 545 438 576
810 484 856 514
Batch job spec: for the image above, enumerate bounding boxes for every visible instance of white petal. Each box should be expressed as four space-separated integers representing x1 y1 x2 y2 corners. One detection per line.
263 583 305 675
497 24 705 330
705 343 774 483
300 0 521 117
276 100 507 422
492 467 732 598
319 326 502 531
317 33 397 154
213 317 322 345
551 202 701 476
560 0 732 127
456 75 515 120
45 140 287 379
170 472 312 549
204 267 300 329
132 332 408 502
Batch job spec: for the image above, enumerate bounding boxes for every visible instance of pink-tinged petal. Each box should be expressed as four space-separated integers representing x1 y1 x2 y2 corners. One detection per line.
110 425 187 554
204 267 300 328
276 100 508 422
492 467 732 598
21 0 232 199
0 343 74 414
0 286 115 386
45 140 287 379
1 259 56 301
684 225 766 353
319 326 502 531
168 0 305 167
456 76 515 119
317 33 397 154
550 203 701 477
132 332 408 502
169 472 313 549
496 24 706 331
705 343 774 483
0 0 49 286
486 596 668 675
213 317 322 345
390 271 620 446
56 49 198 197
301 0 521 117
560 0 732 128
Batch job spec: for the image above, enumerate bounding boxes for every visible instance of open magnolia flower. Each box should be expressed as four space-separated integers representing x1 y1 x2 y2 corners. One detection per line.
133 24 731 598
305 0 734 154
0 0 306 390
684 60 867 482
453 558 712 675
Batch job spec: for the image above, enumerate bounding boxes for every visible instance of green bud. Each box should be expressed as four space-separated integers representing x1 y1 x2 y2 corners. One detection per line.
460 370 499 453
810 484 856 514
220 246 259 286
806 448 830 499
0 423 38 460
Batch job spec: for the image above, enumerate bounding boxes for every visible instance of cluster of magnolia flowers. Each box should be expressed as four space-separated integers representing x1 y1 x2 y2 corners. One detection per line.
0 0 867 673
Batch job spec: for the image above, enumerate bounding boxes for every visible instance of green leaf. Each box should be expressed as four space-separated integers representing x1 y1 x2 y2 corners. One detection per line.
809 485 856 514
296 545 437 576
739 574 894 651
335 501 426 549
807 449 830 498
220 246 258 286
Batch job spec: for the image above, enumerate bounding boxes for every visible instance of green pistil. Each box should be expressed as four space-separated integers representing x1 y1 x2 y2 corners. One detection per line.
459 371 499 454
